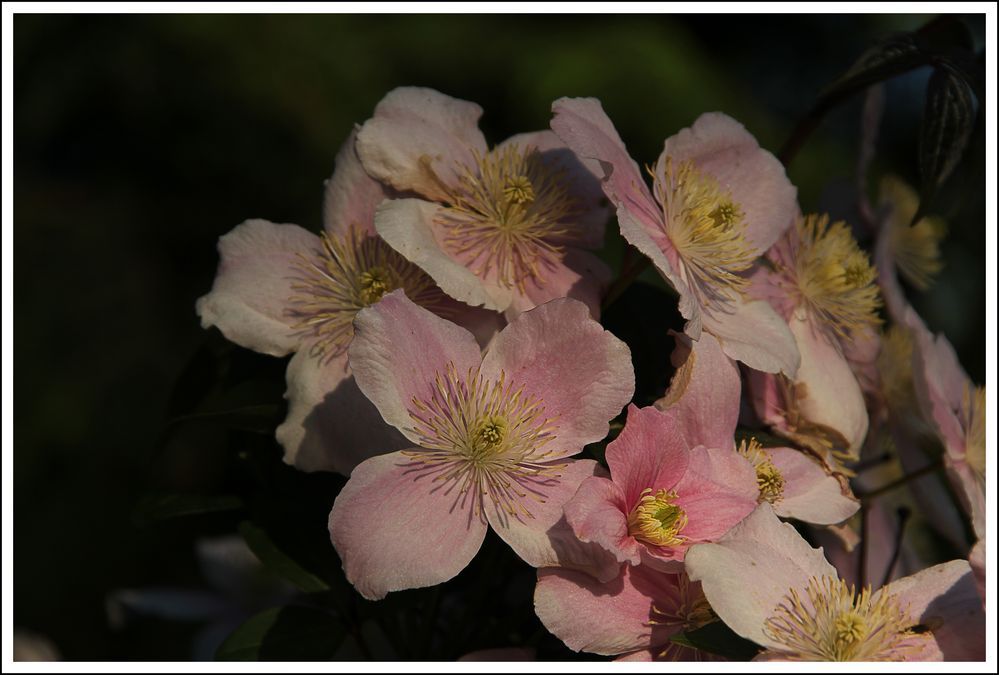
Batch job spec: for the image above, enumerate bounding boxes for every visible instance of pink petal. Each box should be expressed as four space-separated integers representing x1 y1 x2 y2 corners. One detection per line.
768 446 859 525
910 317 969 459
945 457 986 541
882 559 985 661
328 451 488 600
701 297 800 376
479 297 634 460
657 332 741 451
672 445 758 543
563 475 641 567
485 459 619 579
196 220 319 356
506 248 611 320
604 404 690 508
684 503 836 650
534 564 680 656
321 128 389 238
275 350 409 475
968 539 985 604
660 112 797 254
348 290 482 443
374 198 509 311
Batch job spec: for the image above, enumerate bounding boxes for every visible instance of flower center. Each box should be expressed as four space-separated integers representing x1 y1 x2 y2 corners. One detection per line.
738 438 786 503
790 214 882 341
436 144 579 291
877 325 916 413
404 363 562 520
763 576 927 661
963 384 986 478
628 488 688 547
285 225 443 361
881 175 946 291
653 157 756 309
649 574 717 661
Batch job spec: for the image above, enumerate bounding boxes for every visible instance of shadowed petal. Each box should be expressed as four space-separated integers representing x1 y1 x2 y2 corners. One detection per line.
768 446 859 525
322 128 390 238
702 297 800 377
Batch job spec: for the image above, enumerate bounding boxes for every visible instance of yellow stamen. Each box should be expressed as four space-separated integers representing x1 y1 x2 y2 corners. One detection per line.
738 438 786 503
503 175 535 204
358 266 392 305
880 175 947 291
628 487 688 547
963 384 986 478
877 325 915 413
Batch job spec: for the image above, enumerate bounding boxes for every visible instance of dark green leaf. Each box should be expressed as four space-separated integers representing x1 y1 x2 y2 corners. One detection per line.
166 403 283 434
670 620 760 660
238 520 332 593
917 65 976 218
215 605 345 661
820 32 927 101
132 492 244 527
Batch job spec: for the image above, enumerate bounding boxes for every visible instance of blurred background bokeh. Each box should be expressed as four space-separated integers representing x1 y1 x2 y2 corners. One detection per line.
14 13 985 660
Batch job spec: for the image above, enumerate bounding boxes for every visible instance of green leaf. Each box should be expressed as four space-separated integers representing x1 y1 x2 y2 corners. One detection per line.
670 620 760 660
820 32 927 101
132 492 244 527
917 65 977 218
238 520 332 593
166 403 283 434
215 605 345 661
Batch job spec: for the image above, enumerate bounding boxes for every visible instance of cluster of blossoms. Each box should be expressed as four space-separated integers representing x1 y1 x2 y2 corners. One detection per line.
198 87 986 661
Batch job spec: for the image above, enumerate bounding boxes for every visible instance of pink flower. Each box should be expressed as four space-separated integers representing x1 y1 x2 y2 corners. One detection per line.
196 131 501 475
327 292 634 599
686 503 985 661
563 400 758 574
550 97 800 375
746 214 882 468
658 331 859 525
535 564 719 661
355 87 611 318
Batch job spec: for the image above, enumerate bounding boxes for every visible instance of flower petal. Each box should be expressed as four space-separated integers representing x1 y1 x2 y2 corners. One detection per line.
702 297 800 377
374 198 509 311
684 503 837 650
479 297 634 460
767 446 859 525
672 445 758 543
196 220 319 356
535 564 680 656
661 112 797 254
328 451 488 600
275 350 410 475
605 404 690 509
506 248 611 320
882 559 985 661
356 86 488 201
485 459 619 581
322 128 389 238
563 475 641 567
348 290 482 443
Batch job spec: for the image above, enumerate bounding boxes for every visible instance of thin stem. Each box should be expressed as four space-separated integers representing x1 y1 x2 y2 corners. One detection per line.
852 451 892 474
881 506 912 588
857 459 943 501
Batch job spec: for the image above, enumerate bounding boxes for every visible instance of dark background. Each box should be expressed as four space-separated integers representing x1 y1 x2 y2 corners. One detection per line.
14 13 986 660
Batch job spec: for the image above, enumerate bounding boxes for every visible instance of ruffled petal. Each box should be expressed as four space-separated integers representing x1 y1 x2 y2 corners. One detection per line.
672 445 758 543
196 220 320 356
328 451 488 600
604 404 690 509
767 446 859 525
275 350 409 475
563 475 641 567
348 290 482 443
701 297 800 377
479 297 634 460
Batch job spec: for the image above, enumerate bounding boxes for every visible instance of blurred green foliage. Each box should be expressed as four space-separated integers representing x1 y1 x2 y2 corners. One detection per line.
14 13 985 660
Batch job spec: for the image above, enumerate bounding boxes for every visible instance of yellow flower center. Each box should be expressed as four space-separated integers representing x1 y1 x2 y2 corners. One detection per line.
738 438 786 503
764 576 927 661
877 325 915 413
628 488 688 547
286 226 442 361
653 157 756 309
963 384 986 479
791 214 882 341
437 144 579 291
880 174 947 291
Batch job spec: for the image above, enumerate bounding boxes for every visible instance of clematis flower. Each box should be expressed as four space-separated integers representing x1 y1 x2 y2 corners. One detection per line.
328 292 634 599
534 564 720 661
658 331 859 525
355 87 611 318
746 213 883 469
196 131 501 475
550 97 800 375
563 401 757 573
686 503 985 661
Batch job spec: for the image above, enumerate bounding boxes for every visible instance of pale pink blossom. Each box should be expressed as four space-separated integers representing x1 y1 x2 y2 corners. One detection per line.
196 132 501 475
563 401 757 573
534 564 719 661
355 87 611 318
658 331 859 525
686 503 985 661
550 97 800 375
328 292 633 599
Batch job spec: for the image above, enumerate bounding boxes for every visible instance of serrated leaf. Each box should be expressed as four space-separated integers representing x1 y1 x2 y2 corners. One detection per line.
132 492 244 527
669 620 760 660
215 605 345 661
238 520 332 593
917 65 976 215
